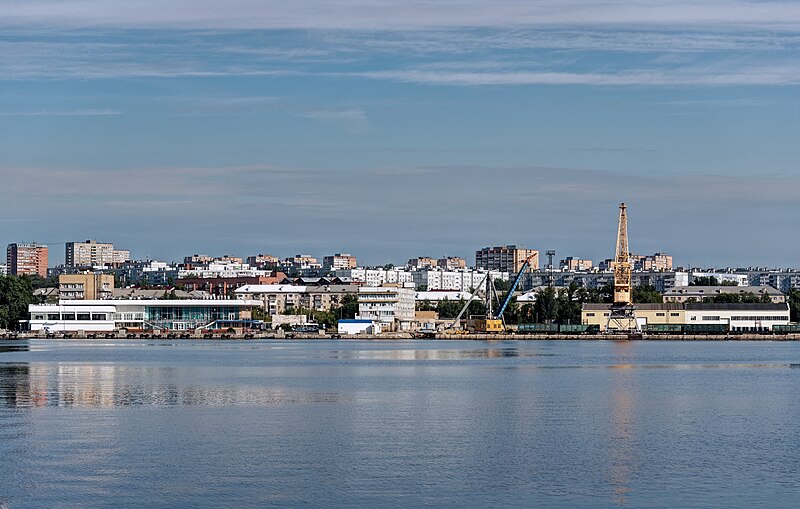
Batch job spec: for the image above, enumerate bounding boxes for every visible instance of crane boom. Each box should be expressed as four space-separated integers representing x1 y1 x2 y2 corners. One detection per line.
495 254 536 320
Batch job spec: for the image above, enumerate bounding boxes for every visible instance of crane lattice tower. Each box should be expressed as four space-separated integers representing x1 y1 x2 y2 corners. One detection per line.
607 203 640 333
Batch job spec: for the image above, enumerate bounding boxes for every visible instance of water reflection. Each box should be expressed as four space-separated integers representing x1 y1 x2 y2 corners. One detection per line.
0 341 29 353
326 347 551 360
0 363 342 408
608 343 636 506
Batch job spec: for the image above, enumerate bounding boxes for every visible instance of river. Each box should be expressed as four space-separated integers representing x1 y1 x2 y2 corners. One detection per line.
1 339 799 508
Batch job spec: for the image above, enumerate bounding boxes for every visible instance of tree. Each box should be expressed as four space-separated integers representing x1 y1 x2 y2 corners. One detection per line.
534 286 559 323
0 275 38 331
788 289 800 323
691 276 719 286
633 285 663 304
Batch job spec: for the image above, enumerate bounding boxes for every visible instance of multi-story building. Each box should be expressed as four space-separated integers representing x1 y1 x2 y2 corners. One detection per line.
663 286 785 304
690 272 749 286
408 257 437 269
59 273 115 300
560 257 593 271
412 269 509 292
357 284 416 330
323 253 357 270
437 257 467 270
7 243 48 277
475 245 538 273
246 254 280 268
235 284 359 315
334 268 415 287
0 264 7 276
65 240 129 267
521 270 689 292
283 254 321 269
114 260 179 286
633 253 673 271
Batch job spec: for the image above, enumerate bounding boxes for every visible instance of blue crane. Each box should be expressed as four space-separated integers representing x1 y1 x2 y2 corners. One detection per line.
494 254 536 321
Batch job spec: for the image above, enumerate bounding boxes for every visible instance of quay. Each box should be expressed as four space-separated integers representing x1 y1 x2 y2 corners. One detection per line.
4 331 800 341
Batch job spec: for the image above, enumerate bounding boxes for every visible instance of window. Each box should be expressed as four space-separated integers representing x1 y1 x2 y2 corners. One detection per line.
670 312 679 317
47 313 60 320
702 316 720 321
656 313 665 317
586 313 595 317
91 313 107 321
77 313 91 321
62 313 76 321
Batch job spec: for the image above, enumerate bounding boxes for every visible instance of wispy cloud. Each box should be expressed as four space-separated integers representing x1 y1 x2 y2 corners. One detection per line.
300 108 369 132
0 108 120 116
3 1 800 30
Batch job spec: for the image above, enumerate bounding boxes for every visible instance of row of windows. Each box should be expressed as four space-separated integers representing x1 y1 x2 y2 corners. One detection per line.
33 313 107 321
730 315 789 321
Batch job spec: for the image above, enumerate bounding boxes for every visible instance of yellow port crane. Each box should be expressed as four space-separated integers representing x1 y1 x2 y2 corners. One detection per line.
606 203 640 333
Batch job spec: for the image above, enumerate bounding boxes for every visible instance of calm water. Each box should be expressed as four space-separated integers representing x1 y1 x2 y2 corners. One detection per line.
1 339 800 508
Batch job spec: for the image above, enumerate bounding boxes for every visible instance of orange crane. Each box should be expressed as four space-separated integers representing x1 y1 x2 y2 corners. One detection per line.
606 203 640 333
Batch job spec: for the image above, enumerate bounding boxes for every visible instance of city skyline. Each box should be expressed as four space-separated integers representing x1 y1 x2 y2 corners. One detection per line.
2 1 800 266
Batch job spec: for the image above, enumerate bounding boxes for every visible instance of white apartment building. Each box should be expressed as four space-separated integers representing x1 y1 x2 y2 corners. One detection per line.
412 269 509 291
691 272 749 286
357 285 416 330
335 268 415 287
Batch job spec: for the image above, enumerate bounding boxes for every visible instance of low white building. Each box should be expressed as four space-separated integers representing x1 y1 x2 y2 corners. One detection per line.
691 272 749 286
685 303 790 332
28 299 258 332
358 285 415 330
337 319 381 335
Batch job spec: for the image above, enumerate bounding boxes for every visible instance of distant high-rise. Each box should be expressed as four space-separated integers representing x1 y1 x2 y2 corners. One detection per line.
66 240 129 267
7 243 48 277
323 253 357 270
475 245 538 273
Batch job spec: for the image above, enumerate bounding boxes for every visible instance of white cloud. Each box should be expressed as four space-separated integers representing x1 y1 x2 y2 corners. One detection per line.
3 1 800 30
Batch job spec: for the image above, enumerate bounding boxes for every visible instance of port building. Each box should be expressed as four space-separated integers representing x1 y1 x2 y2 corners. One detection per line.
28 299 258 332
582 302 790 332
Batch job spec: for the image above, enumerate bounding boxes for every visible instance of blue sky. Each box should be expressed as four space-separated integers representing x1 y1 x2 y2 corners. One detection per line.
2 1 800 267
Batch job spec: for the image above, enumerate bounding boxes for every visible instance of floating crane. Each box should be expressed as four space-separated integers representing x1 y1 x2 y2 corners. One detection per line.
606 203 640 333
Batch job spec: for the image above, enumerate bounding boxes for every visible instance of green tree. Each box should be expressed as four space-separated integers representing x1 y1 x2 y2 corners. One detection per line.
788 289 800 322
534 286 559 323
633 285 663 304
0 275 38 330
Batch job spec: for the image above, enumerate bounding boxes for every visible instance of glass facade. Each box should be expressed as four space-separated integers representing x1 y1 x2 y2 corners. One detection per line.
145 306 240 329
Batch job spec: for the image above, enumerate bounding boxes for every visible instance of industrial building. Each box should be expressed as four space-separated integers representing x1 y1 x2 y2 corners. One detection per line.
582 302 790 332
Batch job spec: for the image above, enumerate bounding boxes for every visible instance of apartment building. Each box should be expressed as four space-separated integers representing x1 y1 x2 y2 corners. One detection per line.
323 253 357 270
66 240 129 267
7 243 48 277
475 245 539 273
59 273 115 300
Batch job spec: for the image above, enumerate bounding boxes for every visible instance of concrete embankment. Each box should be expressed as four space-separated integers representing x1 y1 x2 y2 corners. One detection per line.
5 331 800 341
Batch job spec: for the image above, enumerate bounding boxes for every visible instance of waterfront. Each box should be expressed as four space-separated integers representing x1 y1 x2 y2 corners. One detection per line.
2 340 800 508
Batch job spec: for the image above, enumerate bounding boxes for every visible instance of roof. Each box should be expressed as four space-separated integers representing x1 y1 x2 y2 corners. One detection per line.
685 302 789 311
664 285 783 295
338 319 373 323
582 303 684 311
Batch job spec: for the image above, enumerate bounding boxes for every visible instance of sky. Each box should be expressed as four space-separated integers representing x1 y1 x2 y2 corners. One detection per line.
1 1 800 267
